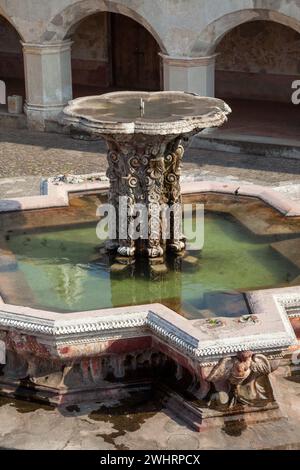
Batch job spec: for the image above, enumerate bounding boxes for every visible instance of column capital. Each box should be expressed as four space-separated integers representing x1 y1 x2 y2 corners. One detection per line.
22 40 73 55
162 54 216 96
160 53 218 67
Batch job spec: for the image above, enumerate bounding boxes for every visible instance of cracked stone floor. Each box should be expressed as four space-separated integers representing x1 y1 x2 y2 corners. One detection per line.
0 368 299 450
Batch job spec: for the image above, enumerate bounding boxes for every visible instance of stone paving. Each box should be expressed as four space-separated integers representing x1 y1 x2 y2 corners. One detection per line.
0 368 299 450
0 128 300 199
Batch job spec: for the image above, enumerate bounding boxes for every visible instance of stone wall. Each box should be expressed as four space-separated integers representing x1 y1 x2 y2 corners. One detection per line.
216 21 300 75
0 0 300 125
1 0 300 56
71 13 110 89
216 21 300 102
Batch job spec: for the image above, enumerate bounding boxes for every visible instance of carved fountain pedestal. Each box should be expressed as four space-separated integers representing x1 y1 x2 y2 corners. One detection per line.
64 91 230 257
105 133 186 257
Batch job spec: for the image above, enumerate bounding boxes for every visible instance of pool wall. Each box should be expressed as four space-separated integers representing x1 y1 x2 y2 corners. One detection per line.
0 178 299 430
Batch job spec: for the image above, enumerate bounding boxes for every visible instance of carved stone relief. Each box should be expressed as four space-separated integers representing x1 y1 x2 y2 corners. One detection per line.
105 134 187 258
201 351 279 407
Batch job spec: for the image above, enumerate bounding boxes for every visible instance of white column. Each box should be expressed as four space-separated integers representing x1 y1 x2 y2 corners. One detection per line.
161 54 216 97
22 40 73 130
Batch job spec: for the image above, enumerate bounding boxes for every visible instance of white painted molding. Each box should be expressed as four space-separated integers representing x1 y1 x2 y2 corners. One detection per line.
0 290 297 362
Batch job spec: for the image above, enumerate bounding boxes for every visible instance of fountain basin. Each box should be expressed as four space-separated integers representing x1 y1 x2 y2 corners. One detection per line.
0 178 299 427
63 91 231 135
3 194 300 316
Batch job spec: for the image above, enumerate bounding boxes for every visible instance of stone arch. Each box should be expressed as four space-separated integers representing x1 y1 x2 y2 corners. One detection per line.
44 0 167 54
67 6 163 96
207 8 300 140
214 19 300 103
191 9 300 55
0 8 25 42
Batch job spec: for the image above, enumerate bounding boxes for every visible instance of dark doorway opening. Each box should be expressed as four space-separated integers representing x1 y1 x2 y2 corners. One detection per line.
71 12 162 98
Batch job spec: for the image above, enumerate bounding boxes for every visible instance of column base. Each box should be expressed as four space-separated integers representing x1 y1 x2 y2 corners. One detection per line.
24 103 67 131
115 241 185 259
117 245 136 257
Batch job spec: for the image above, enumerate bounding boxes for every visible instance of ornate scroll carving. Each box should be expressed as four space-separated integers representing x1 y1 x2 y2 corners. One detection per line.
105 134 187 257
163 139 186 252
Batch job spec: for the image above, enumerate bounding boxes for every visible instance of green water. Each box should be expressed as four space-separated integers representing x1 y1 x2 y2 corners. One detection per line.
6 213 299 318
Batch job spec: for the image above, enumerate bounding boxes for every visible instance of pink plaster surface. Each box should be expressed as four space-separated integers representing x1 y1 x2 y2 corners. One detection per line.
0 293 296 355
0 180 299 217
181 181 300 216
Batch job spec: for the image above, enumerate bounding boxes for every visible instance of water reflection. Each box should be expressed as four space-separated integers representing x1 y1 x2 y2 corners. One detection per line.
4 212 300 316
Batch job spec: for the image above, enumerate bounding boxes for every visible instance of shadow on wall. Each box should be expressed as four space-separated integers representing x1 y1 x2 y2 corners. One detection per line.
215 21 300 103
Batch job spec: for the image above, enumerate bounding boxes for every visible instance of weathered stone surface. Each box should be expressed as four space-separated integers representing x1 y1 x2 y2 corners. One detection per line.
1 367 299 450
271 238 300 269
2 0 300 57
110 262 131 273
150 263 168 275
182 255 200 270
1 1 300 127
64 91 230 257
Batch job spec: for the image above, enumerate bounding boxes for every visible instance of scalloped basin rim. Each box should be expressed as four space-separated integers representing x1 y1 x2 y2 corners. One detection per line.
63 91 231 135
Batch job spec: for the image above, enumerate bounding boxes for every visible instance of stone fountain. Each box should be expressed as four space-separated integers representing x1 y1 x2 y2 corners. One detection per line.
0 91 297 435
64 91 231 257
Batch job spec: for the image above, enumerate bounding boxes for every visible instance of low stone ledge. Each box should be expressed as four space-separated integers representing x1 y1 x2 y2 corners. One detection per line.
0 291 296 363
0 178 299 217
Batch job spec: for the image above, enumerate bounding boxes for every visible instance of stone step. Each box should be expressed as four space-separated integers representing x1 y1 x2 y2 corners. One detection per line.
0 107 27 130
192 132 300 160
270 238 300 270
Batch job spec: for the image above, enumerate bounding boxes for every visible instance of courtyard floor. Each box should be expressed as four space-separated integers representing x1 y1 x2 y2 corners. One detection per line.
0 367 299 450
216 99 300 141
0 128 300 200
